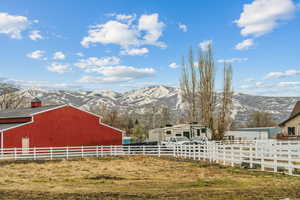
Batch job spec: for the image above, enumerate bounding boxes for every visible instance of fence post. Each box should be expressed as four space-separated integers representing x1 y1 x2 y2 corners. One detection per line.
230 145 234 167
249 143 253 168
158 145 161 157
193 145 196 160
143 146 145 155
96 146 99 157
50 147 53 160
205 143 208 161
197 144 200 160
214 143 218 163
100 146 103 157
14 147 17 160
288 143 293 175
239 144 242 167
173 145 176 157
180 145 183 157
34 147 36 160
223 143 226 165
273 143 277 173
66 146 69 160
261 145 265 171
81 146 83 158
210 142 213 162
128 145 131 155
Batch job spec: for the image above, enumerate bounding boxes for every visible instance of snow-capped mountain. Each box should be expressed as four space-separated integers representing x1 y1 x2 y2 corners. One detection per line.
1 84 299 125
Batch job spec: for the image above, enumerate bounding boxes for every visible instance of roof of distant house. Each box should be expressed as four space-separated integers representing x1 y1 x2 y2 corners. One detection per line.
290 101 300 117
279 101 300 126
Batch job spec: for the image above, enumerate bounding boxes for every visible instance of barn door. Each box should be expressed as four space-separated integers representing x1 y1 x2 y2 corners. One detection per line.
22 137 30 154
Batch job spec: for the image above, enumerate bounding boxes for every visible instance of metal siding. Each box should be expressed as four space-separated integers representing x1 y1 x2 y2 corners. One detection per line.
3 106 122 148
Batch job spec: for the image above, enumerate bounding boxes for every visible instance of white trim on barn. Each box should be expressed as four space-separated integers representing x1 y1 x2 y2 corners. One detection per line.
100 122 125 134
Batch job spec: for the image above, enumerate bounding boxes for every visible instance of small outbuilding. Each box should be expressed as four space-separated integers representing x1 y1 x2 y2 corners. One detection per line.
0 98 123 149
225 127 281 140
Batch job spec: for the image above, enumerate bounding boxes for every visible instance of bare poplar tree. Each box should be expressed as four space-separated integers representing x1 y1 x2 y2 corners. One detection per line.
198 44 216 135
160 105 171 127
180 48 198 122
216 63 233 140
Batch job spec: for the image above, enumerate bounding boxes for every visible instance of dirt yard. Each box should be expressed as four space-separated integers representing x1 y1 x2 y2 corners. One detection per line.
0 156 300 200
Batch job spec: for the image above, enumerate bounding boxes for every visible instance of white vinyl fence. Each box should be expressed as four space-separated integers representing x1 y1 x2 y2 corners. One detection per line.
1 140 300 175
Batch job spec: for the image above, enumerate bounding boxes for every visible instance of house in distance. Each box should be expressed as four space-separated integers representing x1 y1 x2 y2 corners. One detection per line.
279 101 300 139
0 98 123 149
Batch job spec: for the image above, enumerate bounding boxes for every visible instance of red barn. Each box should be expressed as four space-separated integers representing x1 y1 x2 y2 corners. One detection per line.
0 98 123 149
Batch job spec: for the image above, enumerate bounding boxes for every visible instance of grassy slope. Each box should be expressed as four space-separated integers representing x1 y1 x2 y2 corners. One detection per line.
0 156 300 200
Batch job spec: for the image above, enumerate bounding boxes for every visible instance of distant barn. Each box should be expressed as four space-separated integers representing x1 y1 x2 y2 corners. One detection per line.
0 98 123 149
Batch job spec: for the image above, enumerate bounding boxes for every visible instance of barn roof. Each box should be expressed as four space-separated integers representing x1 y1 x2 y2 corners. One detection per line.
0 105 65 131
0 105 64 118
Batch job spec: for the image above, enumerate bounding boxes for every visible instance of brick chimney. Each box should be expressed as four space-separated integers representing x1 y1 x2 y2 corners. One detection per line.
31 97 42 108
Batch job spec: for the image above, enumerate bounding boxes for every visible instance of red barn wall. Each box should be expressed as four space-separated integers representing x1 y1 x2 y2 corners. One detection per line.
3 106 122 148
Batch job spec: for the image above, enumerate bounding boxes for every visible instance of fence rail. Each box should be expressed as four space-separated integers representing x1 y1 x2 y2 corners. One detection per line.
1 140 300 175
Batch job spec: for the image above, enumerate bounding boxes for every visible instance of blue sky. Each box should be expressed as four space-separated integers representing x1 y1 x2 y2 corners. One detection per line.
0 0 300 96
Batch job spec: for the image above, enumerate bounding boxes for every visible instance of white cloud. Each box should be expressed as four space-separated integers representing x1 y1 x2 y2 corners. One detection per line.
138 13 166 48
115 14 133 20
76 56 155 83
115 14 135 24
90 66 154 77
81 13 166 49
107 13 136 24
240 81 264 89
120 81 161 88
53 51 66 60
243 78 255 82
0 12 30 39
26 50 46 60
198 40 212 51
75 56 120 72
29 30 43 41
47 63 72 74
76 52 84 57
81 20 139 48
79 66 155 83
235 0 296 37
120 47 149 56
178 23 188 32
235 39 254 50
218 58 248 63
263 69 300 79
79 76 132 83
278 82 300 87
0 77 80 89
169 62 179 69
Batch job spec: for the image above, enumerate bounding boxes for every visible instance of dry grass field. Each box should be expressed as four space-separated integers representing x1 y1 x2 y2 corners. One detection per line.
0 156 300 200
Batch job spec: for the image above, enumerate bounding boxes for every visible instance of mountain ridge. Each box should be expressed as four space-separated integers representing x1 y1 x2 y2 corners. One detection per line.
0 83 299 125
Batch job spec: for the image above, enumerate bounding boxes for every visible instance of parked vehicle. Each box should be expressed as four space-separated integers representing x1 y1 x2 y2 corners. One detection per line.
161 136 190 148
191 135 208 145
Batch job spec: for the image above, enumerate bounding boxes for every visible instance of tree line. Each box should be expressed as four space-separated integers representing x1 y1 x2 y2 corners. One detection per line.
180 44 233 140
